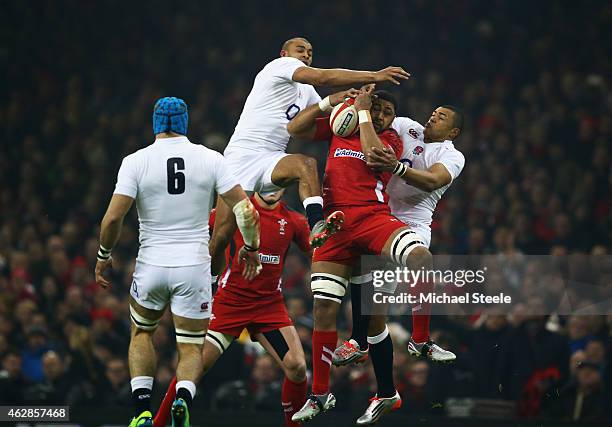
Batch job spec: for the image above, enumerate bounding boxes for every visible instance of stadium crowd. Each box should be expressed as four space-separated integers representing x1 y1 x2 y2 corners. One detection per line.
1 0 611 422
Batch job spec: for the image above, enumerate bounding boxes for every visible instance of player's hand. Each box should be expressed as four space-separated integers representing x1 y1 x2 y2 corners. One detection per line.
238 246 262 281
95 257 113 289
374 66 411 85
366 146 398 171
329 88 360 106
354 86 374 111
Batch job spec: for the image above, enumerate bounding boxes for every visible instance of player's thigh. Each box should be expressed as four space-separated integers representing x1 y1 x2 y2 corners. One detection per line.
129 262 169 332
169 264 212 344
269 153 315 188
129 295 165 335
254 326 305 375
381 226 429 267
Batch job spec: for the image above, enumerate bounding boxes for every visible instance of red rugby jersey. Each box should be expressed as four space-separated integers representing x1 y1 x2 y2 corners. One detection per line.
210 197 310 302
314 118 403 209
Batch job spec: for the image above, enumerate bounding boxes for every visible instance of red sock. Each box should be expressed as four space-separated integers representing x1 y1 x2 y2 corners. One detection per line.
311 330 337 395
153 376 177 427
282 377 307 427
411 280 432 343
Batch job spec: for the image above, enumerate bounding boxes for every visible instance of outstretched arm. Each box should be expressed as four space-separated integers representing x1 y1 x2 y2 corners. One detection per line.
293 66 410 86
288 88 359 140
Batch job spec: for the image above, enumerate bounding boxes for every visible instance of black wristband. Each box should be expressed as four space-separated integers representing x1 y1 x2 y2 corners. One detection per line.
244 245 259 252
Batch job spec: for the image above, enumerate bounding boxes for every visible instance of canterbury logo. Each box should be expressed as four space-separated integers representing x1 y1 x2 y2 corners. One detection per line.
321 346 334 366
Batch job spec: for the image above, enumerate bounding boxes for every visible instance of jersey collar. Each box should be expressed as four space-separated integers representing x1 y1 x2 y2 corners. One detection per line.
155 136 189 144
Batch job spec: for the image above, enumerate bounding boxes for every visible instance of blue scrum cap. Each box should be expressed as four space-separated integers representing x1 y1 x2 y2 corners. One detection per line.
152 97 188 135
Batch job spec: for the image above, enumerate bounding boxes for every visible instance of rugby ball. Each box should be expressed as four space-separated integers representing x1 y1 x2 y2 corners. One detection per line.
329 98 358 137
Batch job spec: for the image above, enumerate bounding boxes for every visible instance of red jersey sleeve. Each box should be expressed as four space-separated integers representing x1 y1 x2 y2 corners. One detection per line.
313 117 333 141
380 129 403 159
290 211 311 253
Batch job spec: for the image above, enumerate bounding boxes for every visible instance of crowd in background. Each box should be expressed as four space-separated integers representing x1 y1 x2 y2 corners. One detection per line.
1 0 611 422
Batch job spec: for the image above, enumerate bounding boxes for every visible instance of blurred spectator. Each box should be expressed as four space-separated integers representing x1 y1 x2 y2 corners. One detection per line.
23 351 70 404
0 351 26 404
542 362 610 421
21 327 52 383
251 354 282 411
98 357 132 406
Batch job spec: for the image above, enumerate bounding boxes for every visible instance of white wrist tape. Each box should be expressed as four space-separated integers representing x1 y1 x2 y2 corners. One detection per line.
97 244 112 261
318 96 332 113
358 110 371 124
392 161 408 176
232 198 260 250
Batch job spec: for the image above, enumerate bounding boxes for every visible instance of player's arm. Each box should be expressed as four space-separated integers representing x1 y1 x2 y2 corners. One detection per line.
218 185 262 280
293 66 410 86
95 194 134 288
288 88 359 139
367 147 452 192
354 85 388 155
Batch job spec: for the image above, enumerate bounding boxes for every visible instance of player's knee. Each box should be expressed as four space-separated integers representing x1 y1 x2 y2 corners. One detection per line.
407 246 433 270
389 229 427 267
130 306 160 334
311 273 347 305
176 327 206 345
294 154 318 178
283 353 307 382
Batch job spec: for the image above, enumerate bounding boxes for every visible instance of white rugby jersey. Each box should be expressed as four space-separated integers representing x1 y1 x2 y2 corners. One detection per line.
388 117 465 246
114 136 238 267
225 57 321 153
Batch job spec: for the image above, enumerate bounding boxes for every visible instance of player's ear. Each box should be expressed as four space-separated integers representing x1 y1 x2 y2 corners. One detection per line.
280 50 287 57
449 127 460 140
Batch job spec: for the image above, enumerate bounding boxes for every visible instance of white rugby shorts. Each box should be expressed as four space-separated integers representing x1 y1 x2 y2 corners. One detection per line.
223 147 289 194
130 261 212 319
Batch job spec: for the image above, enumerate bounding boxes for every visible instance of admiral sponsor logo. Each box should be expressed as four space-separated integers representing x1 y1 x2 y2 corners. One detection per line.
333 148 366 162
408 128 420 139
259 253 280 264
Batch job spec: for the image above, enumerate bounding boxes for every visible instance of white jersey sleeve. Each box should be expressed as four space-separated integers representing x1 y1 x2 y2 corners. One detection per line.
434 147 465 181
114 154 139 198
307 84 322 105
269 56 307 82
212 153 240 195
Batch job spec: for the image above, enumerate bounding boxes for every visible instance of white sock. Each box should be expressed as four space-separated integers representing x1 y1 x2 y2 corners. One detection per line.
367 325 390 345
131 376 154 392
176 380 197 399
302 196 323 209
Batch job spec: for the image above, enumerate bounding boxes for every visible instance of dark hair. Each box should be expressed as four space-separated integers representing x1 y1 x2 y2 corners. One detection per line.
440 104 464 130
373 90 399 113
281 37 311 51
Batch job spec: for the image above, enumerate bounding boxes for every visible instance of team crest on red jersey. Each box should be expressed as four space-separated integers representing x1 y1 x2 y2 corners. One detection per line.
278 218 287 235
413 146 424 155
408 128 420 139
